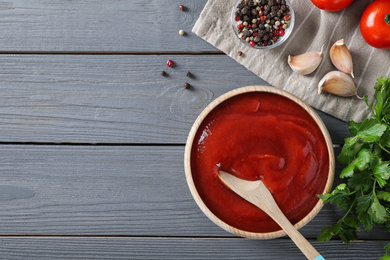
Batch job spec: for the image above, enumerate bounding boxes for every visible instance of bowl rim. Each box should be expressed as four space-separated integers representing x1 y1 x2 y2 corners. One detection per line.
184 85 335 239
231 0 295 50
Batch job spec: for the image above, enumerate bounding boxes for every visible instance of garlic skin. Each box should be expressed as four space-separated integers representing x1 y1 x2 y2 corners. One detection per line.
288 47 323 75
330 39 354 78
318 71 357 97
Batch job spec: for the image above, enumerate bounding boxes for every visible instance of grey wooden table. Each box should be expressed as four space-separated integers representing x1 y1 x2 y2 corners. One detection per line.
0 1 388 259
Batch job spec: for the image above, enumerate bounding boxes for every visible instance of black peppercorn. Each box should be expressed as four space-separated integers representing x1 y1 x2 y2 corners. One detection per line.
161 71 166 76
259 30 266 37
186 71 192 77
184 83 191 89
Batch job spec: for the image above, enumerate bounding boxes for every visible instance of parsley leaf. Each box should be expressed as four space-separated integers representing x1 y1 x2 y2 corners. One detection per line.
340 149 374 178
377 191 390 202
374 160 390 188
318 77 390 255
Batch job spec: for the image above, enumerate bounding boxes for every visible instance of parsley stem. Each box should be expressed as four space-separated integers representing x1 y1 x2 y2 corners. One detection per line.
378 142 390 155
341 194 358 222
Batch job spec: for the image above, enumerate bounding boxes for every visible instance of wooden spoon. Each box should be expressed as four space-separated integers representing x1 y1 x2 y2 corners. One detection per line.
219 170 325 260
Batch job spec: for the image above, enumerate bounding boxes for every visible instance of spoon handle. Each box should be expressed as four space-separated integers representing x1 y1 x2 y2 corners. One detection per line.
252 181 324 260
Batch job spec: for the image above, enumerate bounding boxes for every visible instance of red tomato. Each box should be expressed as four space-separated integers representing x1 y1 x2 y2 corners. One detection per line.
360 0 390 49
310 0 354 12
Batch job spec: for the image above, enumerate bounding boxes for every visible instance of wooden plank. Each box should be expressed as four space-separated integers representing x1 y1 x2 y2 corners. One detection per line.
0 54 349 144
0 144 387 241
0 0 215 52
0 237 386 259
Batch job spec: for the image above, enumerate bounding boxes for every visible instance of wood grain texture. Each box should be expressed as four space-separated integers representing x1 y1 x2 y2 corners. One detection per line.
0 144 388 241
0 54 349 144
0 237 386 260
0 0 213 52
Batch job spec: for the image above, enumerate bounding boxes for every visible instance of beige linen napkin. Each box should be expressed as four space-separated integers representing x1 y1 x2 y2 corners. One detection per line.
193 0 390 122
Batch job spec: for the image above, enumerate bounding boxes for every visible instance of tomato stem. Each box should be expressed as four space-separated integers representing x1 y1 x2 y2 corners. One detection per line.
385 13 390 26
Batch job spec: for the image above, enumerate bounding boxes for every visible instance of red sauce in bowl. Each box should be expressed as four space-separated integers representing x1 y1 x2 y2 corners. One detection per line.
190 92 330 233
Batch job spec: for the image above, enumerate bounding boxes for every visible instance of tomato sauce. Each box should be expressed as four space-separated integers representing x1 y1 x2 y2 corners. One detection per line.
190 92 329 233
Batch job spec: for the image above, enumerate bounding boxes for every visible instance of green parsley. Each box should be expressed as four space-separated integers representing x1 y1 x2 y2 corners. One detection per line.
318 77 390 258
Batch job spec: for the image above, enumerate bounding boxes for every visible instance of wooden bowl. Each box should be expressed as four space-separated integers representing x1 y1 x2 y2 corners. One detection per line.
184 86 335 239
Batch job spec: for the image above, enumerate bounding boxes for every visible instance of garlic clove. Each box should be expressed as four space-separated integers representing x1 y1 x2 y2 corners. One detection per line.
288 46 323 75
330 39 354 78
318 71 357 97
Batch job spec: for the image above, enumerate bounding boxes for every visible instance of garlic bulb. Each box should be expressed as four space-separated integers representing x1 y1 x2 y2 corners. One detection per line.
330 39 354 78
318 71 357 97
288 46 323 75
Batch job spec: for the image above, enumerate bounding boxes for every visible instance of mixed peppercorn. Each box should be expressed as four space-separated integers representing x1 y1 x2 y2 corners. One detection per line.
234 0 291 47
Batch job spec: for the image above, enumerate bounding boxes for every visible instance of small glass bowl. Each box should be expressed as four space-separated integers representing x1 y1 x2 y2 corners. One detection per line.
231 0 295 50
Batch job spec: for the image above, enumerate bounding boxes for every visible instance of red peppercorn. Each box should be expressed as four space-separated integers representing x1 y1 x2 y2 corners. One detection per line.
166 60 173 67
278 30 285 36
260 16 267 21
274 30 279 36
257 20 260 24
278 25 283 29
235 16 240 22
284 14 291 21
179 5 185 11
249 41 255 47
237 24 244 30
258 10 263 16
253 32 258 36
241 35 245 39
238 51 242 56
248 24 252 28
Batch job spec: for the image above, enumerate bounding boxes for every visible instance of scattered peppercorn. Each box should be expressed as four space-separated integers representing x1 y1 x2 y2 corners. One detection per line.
179 29 185 36
238 51 243 56
184 82 191 89
161 71 166 76
186 71 192 77
234 0 291 47
179 5 185 11
166 60 173 67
